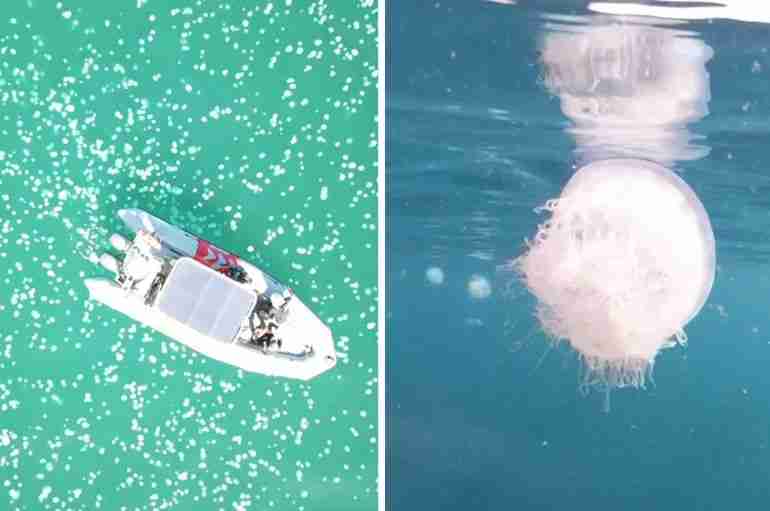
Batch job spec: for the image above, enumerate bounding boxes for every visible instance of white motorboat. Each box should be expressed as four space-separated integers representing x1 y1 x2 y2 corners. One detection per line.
84 208 337 380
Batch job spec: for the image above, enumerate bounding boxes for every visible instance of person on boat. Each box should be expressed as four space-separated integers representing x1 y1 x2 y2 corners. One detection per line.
254 330 282 350
120 230 166 297
249 301 283 350
255 331 274 348
226 264 249 283
269 292 291 323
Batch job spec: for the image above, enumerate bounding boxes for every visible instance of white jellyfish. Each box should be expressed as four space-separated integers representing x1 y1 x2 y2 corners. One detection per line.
468 274 492 300
425 266 445 285
515 159 715 389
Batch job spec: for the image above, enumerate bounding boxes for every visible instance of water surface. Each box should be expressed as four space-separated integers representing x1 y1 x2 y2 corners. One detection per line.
388 1 770 509
0 2 378 509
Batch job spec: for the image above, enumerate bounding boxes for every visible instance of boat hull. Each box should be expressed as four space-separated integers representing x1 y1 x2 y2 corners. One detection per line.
84 208 338 380
85 278 336 380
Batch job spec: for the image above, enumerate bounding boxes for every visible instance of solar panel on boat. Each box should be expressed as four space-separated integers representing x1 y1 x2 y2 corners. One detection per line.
156 257 256 343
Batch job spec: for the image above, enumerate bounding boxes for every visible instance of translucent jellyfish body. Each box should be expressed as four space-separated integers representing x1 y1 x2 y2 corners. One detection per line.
516 159 715 388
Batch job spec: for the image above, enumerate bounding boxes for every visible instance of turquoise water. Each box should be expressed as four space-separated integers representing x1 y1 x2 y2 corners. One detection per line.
388 1 770 509
0 1 378 510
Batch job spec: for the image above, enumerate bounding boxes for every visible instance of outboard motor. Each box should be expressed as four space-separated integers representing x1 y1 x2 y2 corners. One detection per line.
110 234 130 252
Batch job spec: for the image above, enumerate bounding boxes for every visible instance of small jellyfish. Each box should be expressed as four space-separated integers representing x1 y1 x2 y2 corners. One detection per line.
468 274 492 300
425 266 445 285
515 159 715 389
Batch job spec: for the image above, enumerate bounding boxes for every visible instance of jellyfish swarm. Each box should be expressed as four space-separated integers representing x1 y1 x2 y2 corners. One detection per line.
516 159 715 389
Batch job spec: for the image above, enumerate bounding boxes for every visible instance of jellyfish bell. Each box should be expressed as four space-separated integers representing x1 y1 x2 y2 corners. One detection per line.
515 159 715 389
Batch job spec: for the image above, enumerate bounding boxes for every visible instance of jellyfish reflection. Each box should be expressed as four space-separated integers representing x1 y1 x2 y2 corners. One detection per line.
515 159 715 389
539 18 713 164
